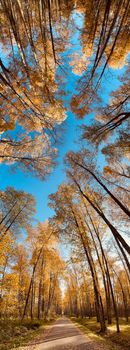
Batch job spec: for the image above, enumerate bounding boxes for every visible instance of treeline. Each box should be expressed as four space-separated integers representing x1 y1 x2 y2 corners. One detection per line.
0 0 130 333
50 114 130 332
0 189 63 320
0 216 63 320
63 256 129 328
49 146 130 332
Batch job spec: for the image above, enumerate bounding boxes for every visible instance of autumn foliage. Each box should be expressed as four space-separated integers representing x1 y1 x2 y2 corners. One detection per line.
0 1 130 347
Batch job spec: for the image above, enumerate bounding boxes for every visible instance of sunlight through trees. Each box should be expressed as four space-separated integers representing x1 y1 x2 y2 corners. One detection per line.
0 1 130 349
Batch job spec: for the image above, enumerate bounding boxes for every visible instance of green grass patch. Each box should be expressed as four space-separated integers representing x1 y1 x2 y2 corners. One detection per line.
0 318 55 350
71 317 130 350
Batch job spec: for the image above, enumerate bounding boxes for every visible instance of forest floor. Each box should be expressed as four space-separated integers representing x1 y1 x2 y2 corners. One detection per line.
1 317 129 350
0 318 55 350
0 317 130 350
72 317 130 350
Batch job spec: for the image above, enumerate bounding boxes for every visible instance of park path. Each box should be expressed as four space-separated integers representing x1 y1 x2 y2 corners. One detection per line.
16 317 123 350
28 317 116 350
37 317 88 349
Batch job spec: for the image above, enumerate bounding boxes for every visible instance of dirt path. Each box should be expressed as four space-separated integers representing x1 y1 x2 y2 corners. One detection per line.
17 317 122 350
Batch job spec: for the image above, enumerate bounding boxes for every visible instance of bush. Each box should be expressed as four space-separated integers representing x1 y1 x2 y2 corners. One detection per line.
22 319 41 330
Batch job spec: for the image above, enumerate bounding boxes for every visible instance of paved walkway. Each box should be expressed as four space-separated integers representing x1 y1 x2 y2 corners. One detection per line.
31 317 112 350
17 317 122 350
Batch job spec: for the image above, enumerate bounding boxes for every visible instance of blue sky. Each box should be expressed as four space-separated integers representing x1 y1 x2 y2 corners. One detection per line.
0 11 127 225
0 70 124 224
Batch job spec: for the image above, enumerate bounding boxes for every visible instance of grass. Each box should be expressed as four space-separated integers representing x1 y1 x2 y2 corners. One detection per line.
0 317 55 350
107 320 130 349
71 317 130 350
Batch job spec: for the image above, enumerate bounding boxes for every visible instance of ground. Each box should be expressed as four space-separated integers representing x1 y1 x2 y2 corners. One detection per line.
72 316 130 349
5 317 129 350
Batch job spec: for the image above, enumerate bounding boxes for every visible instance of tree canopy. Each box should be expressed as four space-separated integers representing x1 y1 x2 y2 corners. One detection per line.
0 1 130 345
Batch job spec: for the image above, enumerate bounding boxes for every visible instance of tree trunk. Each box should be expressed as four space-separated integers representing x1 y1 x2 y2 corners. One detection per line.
30 279 34 319
70 204 106 332
73 159 130 218
22 247 43 319
73 177 130 257
83 205 119 331
113 268 129 323
83 208 112 324
38 255 44 319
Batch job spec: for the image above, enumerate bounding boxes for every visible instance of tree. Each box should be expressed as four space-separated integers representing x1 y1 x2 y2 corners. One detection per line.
22 220 63 319
0 219 64 320
0 134 57 178
70 0 130 117
81 65 130 143
49 179 129 331
0 187 36 241
0 0 68 178
49 184 107 332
